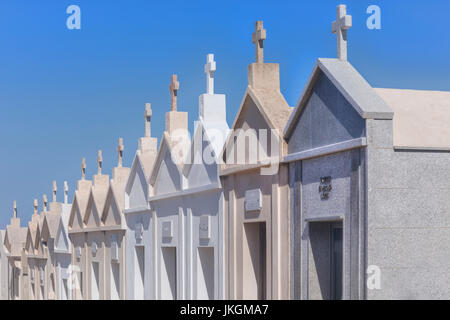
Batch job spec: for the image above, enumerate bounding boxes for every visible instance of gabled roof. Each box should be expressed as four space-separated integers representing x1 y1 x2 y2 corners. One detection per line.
84 180 109 228
219 85 293 163
55 204 72 253
42 202 63 241
68 186 91 232
125 151 156 193
149 132 185 186
284 58 393 139
102 166 130 227
4 224 27 258
34 212 46 249
183 118 230 177
25 215 39 255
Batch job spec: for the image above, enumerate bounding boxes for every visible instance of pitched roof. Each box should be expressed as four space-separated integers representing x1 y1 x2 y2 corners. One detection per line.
43 202 63 239
84 178 109 227
375 88 450 150
5 224 27 257
68 183 91 231
284 58 393 138
149 132 185 186
102 166 130 226
248 87 293 130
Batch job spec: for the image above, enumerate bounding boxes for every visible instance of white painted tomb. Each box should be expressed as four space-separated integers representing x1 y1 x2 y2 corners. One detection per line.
4 201 28 300
41 181 72 300
24 199 41 299
84 150 109 300
68 158 92 300
124 103 158 300
101 138 130 300
178 54 229 299
149 74 189 300
220 21 292 300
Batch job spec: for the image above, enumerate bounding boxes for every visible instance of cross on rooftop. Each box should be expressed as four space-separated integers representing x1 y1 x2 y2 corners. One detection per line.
43 195 48 212
332 4 352 61
204 54 216 94
117 138 124 167
170 74 179 111
64 181 68 204
81 158 86 180
97 150 103 174
252 21 266 64
13 200 17 218
145 103 152 137
52 181 57 202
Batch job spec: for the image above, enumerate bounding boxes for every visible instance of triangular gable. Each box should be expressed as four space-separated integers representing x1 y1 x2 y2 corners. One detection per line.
3 228 11 254
41 217 51 243
68 192 88 232
25 227 35 255
84 190 102 228
284 58 393 139
150 133 184 195
219 84 292 166
101 186 122 227
125 154 149 209
34 225 42 253
220 90 286 168
284 67 368 154
55 219 70 252
182 123 221 188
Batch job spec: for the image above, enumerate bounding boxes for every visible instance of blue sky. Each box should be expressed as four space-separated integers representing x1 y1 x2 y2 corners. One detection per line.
0 0 449 228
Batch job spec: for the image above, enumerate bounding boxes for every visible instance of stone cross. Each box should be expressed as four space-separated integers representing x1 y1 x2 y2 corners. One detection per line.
52 181 57 202
332 4 352 61
43 194 48 212
204 54 216 94
252 21 266 64
117 138 124 167
170 74 179 111
64 181 69 204
97 150 103 174
33 199 38 215
13 200 17 218
81 158 86 180
144 103 152 137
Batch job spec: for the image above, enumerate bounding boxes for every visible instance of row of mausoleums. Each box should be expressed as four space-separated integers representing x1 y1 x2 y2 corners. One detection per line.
1 5 450 300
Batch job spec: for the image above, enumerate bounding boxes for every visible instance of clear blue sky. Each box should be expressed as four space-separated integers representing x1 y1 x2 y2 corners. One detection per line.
0 0 449 228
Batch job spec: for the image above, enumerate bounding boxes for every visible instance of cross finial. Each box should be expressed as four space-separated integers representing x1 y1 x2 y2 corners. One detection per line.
117 138 124 167
43 194 48 212
81 158 86 180
97 150 103 174
169 74 179 111
33 199 38 215
332 4 352 61
252 21 266 64
52 181 57 202
204 54 216 94
64 181 69 204
13 200 17 218
144 103 152 137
